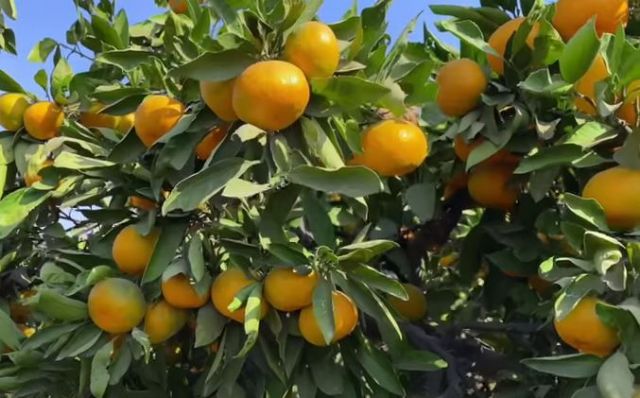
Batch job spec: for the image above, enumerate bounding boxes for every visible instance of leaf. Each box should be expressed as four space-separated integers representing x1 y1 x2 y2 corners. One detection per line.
596 352 634 398
236 284 264 357
554 274 605 320
90 340 113 398
301 117 345 169
287 165 385 198
56 324 103 359
563 193 609 231
514 145 584 174
22 323 83 351
91 13 124 49
54 152 115 170
0 308 21 350
0 69 26 93
195 306 228 347
0 0 17 19
405 182 436 222
0 188 51 239
188 233 205 282
23 289 88 321
350 264 407 299
301 191 336 249
96 50 155 71
437 19 497 56
518 68 573 96
559 19 600 84
338 240 399 265
162 158 258 214
311 76 390 110
357 340 404 395
392 348 448 371
170 50 255 81
565 122 617 149
221 179 270 199
522 353 603 378
312 279 335 345
28 38 57 63
141 222 188 284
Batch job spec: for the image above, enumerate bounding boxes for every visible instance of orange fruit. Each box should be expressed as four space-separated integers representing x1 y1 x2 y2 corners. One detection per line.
438 253 459 268
582 166 640 230
210 268 269 323
388 284 427 322
116 113 135 134
0 93 30 131
468 163 519 211
488 17 540 75
263 268 318 312
436 59 487 117
283 21 340 79
112 225 161 276
134 95 185 147
575 54 609 115
195 124 228 160
144 299 189 344
169 0 188 13
79 103 119 130
553 0 628 41
200 79 237 122
88 278 146 334
162 273 209 309
129 196 156 211
24 159 53 187
23 101 64 140
350 119 429 177
554 296 619 357
298 291 358 346
617 80 640 125
232 60 310 131
443 172 468 201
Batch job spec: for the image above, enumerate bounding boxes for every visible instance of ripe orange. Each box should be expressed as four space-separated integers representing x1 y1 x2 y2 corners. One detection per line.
582 166 640 230
23 101 64 140
210 268 269 323
112 225 161 276
232 60 310 131
88 278 146 334
554 296 619 357
79 103 119 130
169 0 188 13
200 79 237 122
298 291 358 346
283 21 340 79
129 196 156 211
488 18 540 75
575 54 609 115
144 300 189 344
0 93 30 131
438 253 459 268
195 124 228 160
616 80 640 125
134 95 185 147
162 273 209 309
468 163 519 210
350 119 429 177
436 59 487 117
553 0 628 41
24 159 53 187
263 268 318 312
388 284 427 322
116 113 135 134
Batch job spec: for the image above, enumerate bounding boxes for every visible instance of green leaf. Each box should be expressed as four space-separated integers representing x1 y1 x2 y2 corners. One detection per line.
554 274 605 320
50 57 73 104
22 323 83 351
0 0 17 19
522 353 603 378
518 68 573 96
565 122 617 149
222 179 270 198
0 69 26 93
54 152 115 170
236 284 264 357
90 340 113 398
563 193 609 231
392 347 447 371
338 240 399 265
559 19 600 84
350 264 407 299
514 145 584 174
142 222 188 284
287 165 385 198
301 118 345 169
301 191 336 249
96 50 155 71
170 50 255 81
56 324 103 359
27 38 57 63
24 289 88 321
311 76 390 110
405 182 436 223
188 232 205 282
596 352 634 397
312 279 335 345
357 339 404 395
0 188 51 239
163 158 258 214
0 308 21 350
92 13 124 49
195 306 228 348
437 19 496 56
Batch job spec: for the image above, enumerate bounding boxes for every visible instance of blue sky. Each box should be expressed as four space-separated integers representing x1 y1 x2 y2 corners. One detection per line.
2 0 474 94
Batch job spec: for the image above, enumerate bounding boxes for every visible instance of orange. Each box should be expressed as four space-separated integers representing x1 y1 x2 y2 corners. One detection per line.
438 253 459 268
195 124 228 160
553 0 628 41
388 284 427 322
162 273 210 309
200 79 237 122
283 21 340 79
582 166 640 230
488 17 540 75
436 59 487 117
232 60 310 131
575 54 609 115
617 80 640 125
24 159 53 187
169 0 188 13
554 296 619 357
298 291 358 346
79 103 119 130
112 225 160 276
468 163 519 210
0 93 30 131
134 95 185 147
116 113 135 134
129 196 156 211
144 300 188 344
443 172 468 201
23 102 64 140
263 268 318 312
350 119 429 177
210 268 269 323
88 278 146 334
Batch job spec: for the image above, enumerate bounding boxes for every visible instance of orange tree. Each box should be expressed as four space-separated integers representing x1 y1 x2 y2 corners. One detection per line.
1 0 640 397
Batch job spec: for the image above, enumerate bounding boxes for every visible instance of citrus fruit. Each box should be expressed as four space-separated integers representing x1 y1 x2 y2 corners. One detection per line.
582 166 640 230
129 196 156 211
112 225 161 276
488 17 540 75
388 284 427 322
88 278 146 334
264 268 318 312
554 296 619 357
162 273 209 309
134 95 185 147
195 124 228 160
0 93 30 131
144 299 189 344
617 80 640 125
200 79 237 122
438 253 459 268
298 291 358 346
553 0 628 41
210 267 269 323
350 119 429 177
116 113 135 134
468 162 519 210
23 101 64 140
575 54 609 115
169 0 188 13
79 103 119 130
232 60 310 131
436 59 487 117
283 21 340 79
